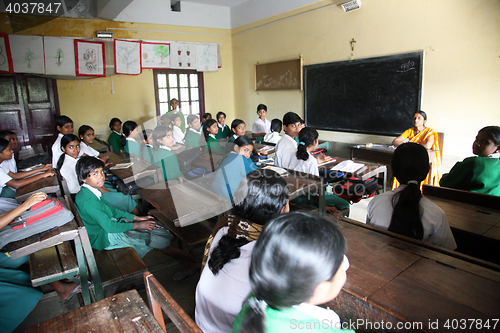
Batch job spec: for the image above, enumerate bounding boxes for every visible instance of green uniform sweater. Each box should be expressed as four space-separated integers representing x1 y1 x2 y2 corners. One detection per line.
440 156 500 196
166 110 186 132
152 147 184 181
185 129 201 147
75 186 135 250
108 131 124 152
207 136 223 152
124 139 141 157
216 124 232 140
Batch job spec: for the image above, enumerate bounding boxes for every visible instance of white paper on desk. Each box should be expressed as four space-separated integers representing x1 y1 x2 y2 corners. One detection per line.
331 160 364 173
110 162 133 170
263 166 289 176
259 146 274 152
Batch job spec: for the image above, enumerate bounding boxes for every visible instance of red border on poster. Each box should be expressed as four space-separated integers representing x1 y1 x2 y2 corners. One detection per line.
74 39 106 77
0 33 14 74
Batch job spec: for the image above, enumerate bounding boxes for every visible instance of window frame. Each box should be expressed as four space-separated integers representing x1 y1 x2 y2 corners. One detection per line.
153 69 205 118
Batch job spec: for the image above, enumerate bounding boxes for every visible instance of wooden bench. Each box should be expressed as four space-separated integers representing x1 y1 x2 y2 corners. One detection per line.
422 184 500 264
29 241 79 287
66 195 148 302
144 271 202 333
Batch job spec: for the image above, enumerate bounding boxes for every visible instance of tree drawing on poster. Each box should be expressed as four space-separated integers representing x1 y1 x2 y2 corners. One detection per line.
141 42 170 69
115 40 141 75
196 43 218 72
44 36 75 76
9 34 45 74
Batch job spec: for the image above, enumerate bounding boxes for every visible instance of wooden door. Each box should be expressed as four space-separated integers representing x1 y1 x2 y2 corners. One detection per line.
0 74 59 152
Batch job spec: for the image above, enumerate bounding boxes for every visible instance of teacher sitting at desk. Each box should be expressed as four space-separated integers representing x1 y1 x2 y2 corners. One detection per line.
392 110 441 187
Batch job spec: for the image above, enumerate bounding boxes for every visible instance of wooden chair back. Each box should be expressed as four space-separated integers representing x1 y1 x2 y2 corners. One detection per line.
144 271 202 333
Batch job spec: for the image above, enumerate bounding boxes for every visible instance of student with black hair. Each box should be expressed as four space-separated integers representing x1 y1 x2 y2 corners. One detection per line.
165 98 186 132
209 136 258 204
171 113 185 144
196 169 289 333
290 127 350 214
274 112 302 168
0 138 55 198
152 125 184 181
52 115 74 165
75 156 199 279
367 142 456 249
227 119 246 145
251 104 271 138
263 118 282 144
440 126 500 196
78 125 109 163
140 129 154 163
57 134 139 213
184 115 202 147
200 119 223 152
107 117 125 152
233 211 353 333
215 111 232 139
0 130 18 174
201 112 212 131
122 120 141 157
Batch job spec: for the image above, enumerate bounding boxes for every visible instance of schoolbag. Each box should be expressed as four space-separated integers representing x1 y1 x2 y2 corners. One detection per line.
0 197 74 249
332 177 379 203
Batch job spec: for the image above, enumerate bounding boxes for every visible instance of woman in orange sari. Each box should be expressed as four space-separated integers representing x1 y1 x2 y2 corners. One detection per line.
392 111 442 188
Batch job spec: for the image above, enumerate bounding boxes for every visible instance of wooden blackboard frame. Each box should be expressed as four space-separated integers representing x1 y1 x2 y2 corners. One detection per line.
255 58 302 91
304 52 423 137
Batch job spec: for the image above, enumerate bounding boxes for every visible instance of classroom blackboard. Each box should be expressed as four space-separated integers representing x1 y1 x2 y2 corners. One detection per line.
255 59 302 91
304 52 423 136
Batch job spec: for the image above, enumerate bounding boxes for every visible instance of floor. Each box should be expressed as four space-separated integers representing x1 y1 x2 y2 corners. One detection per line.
14 198 373 332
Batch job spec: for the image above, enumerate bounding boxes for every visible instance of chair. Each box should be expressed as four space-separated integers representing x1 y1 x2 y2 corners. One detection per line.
144 271 202 333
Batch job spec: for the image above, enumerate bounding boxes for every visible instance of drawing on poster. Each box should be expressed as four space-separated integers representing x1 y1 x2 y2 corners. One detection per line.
0 45 6 67
196 43 217 72
83 48 97 72
24 48 34 68
55 48 64 66
153 45 169 64
116 41 140 73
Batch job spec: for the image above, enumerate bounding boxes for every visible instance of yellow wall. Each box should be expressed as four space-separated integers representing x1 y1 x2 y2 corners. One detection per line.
0 15 235 138
232 0 500 164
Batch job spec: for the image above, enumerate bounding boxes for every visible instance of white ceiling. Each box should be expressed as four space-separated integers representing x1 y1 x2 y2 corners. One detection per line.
182 0 249 8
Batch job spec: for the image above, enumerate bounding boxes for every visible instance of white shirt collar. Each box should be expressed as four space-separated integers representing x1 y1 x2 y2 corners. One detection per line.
159 145 171 151
80 142 88 147
209 134 216 139
113 131 122 136
58 133 63 138
126 137 136 142
189 127 199 133
218 123 225 128
65 154 78 163
488 152 500 158
82 183 101 199
146 143 153 147
233 134 238 139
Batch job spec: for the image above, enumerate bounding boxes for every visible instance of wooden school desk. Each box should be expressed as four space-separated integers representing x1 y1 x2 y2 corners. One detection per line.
327 217 500 333
21 290 163 333
104 150 159 184
321 156 388 192
15 175 61 202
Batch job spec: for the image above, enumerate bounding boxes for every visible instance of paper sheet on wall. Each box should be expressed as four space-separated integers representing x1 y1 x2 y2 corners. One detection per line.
0 33 13 73
170 42 196 70
141 42 170 69
75 40 106 77
196 43 218 72
44 36 76 76
9 34 45 74
114 39 141 75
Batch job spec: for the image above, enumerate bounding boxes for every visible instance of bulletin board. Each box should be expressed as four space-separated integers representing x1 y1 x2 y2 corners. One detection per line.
255 58 302 91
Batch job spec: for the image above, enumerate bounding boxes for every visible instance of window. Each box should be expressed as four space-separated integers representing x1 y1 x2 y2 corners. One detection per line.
153 69 205 119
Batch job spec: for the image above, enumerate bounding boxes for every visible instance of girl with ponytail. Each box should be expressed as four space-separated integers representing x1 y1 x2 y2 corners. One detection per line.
195 169 289 333
122 121 141 157
367 142 456 249
200 118 222 152
233 211 353 333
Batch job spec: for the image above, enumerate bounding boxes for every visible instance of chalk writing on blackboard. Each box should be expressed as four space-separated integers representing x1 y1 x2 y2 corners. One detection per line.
397 60 416 73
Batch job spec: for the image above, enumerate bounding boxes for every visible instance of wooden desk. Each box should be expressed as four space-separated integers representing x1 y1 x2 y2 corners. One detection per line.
15 176 61 203
326 217 500 332
189 148 226 172
6 201 91 304
21 290 163 333
137 179 230 227
277 168 326 215
104 151 159 184
322 156 388 192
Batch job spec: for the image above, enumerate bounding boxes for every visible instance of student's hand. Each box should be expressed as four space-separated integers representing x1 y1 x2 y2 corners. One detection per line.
134 220 157 230
22 192 48 210
43 170 56 178
257 150 268 156
41 164 53 171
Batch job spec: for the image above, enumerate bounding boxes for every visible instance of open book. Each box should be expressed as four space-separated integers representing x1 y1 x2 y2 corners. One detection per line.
331 160 364 173
263 166 289 177
109 162 134 170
